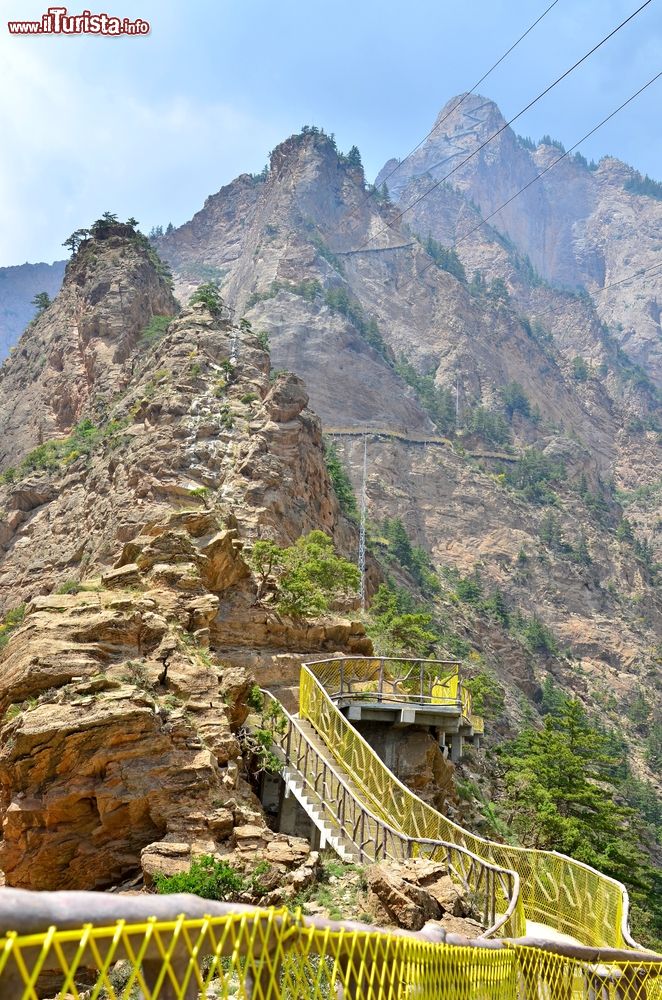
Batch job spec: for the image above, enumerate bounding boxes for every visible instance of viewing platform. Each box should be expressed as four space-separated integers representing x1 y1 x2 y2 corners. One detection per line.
306 656 484 760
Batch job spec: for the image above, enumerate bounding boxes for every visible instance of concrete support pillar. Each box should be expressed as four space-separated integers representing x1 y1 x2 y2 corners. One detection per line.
450 733 464 763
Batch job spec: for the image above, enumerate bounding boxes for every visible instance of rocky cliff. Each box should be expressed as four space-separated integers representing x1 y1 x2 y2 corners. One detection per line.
150 124 660 795
0 225 370 890
0 104 659 894
0 260 66 362
377 93 662 384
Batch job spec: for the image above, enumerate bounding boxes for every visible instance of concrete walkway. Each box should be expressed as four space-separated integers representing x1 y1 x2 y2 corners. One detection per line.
525 921 584 946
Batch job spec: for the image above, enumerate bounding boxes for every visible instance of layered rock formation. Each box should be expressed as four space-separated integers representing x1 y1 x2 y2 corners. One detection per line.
0 226 370 890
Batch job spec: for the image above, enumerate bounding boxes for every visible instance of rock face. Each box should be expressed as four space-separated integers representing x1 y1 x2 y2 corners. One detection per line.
143 122 660 798
0 229 371 890
365 858 482 936
0 227 177 471
356 723 457 814
376 94 662 384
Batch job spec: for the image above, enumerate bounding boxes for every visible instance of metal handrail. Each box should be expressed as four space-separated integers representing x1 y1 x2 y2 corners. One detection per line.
0 889 658 962
300 659 639 949
260 690 523 938
306 655 482 731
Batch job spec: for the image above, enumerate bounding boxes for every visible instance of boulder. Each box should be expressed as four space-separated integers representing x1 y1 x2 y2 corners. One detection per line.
365 859 474 932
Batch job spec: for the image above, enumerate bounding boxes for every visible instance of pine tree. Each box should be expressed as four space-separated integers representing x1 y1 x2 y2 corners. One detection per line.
346 145 362 169
31 292 51 315
62 229 90 255
384 518 414 567
616 518 634 542
573 533 591 565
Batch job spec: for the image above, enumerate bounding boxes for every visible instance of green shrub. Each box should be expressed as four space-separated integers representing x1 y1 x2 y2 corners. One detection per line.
466 406 511 446
0 603 26 651
2 417 129 485
249 531 359 619
246 277 322 307
504 449 565 505
625 171 662 201
571 356 590 382
246 684 265 712
367 584 438 655
139 314 171 347
219 405 234 429
500 381 531 419
189 282 225 316
538 511 566 551
481 588 510 627
465 673 506 719
311 234 345 274
395 357 454 434
324 287 388 356
514 614 558 654
488 277 510 303
380 517 440 596
154 855 245 899
419 235 466 283
455 577 482 603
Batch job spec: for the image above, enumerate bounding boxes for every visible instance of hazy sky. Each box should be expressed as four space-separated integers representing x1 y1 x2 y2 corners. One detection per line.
1 0 661 265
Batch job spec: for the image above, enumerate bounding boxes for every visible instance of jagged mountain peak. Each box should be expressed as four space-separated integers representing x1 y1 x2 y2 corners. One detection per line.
376 93 521 202
0 225 177 471
431 92 507 134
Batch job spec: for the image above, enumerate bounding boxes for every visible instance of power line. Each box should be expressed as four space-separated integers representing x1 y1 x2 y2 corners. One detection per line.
376 0 561 195
416 69 662 276
596 261 662 293
355 0 654 253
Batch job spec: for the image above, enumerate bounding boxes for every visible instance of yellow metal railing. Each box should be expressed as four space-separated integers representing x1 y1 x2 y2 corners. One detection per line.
301 660 637 949
312 656 484 733
0 896 660 999
261 691 523 939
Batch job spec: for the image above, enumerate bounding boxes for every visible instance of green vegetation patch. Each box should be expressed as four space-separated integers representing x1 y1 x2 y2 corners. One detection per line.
139 314 172 347
394 357 455 434
249 531 359 618
0 417 129 485
323 440 358 520
498 692 662 950
0 604 26 652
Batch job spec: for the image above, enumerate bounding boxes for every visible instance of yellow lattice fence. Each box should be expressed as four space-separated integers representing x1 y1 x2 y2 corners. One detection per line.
0 897 660 1000
263 691 522 938
300 662 635 949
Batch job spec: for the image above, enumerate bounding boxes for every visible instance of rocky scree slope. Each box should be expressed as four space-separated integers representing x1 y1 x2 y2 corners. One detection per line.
0 226 372 891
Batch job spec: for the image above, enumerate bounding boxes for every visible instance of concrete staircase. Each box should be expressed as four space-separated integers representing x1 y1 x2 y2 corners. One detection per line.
264 697 386 864
280 761 359 863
